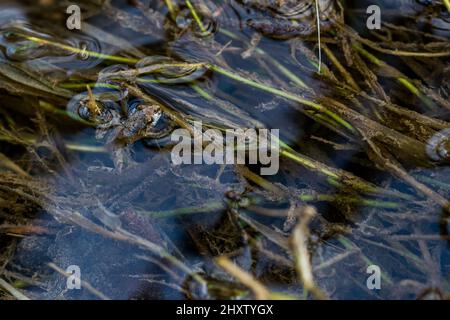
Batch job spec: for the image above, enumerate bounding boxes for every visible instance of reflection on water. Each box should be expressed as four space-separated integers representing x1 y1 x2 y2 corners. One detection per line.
0 0 449 300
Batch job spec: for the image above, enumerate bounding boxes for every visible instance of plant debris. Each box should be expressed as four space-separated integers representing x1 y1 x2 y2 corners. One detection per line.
0 0 449 300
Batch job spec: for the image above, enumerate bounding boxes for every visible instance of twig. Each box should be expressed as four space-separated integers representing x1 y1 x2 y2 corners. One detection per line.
48 263 111 300
388 235 450 241
445 0 450 13
186 0 207 33
0 278 31 300
208 64 355 133
341 25 450 57
314 0 322 73
289 206 329 300
23 35 139 64
0 152 29 177
216 256 270 300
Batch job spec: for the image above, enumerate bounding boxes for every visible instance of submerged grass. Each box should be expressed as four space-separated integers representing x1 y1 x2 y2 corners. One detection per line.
0 0 449 300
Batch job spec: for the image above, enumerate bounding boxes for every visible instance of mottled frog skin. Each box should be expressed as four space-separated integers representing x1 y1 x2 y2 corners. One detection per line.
237 0 337 38
69 92 175 171
91 100 173 171
95 102 173 146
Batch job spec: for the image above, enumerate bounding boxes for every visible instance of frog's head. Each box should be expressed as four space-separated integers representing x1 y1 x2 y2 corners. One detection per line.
115 100 173 144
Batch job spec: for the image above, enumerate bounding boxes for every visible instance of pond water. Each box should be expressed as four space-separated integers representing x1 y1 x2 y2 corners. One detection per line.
0 0 449 300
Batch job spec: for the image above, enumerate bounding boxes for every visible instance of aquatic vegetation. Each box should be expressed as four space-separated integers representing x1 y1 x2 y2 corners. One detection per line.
0 0 449 300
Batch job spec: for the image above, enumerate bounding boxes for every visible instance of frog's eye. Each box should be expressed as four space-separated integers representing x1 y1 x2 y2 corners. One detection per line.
77 101 118 124
67 92 120 124
127 99 159 117
126 99 144 116
149 109 163 127
67 87 122 123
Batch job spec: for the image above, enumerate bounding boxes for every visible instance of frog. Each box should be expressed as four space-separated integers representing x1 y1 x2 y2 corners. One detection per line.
235 0 337 38
99 100 175 170
68 91 175 171
95 101 173 145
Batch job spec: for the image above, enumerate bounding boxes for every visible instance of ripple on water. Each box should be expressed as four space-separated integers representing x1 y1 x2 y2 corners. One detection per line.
66 88 122 124
0 13 105 71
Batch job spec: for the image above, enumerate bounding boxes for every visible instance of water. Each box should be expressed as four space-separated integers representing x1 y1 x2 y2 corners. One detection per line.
0 0 449 300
